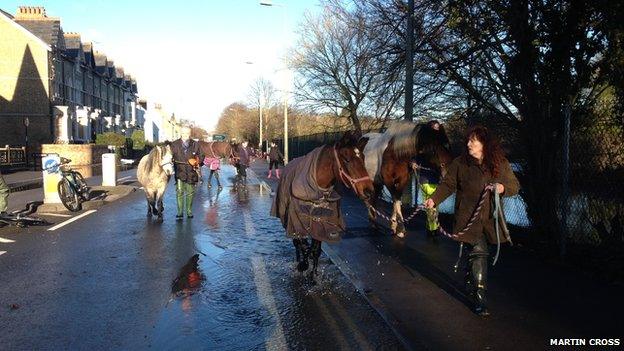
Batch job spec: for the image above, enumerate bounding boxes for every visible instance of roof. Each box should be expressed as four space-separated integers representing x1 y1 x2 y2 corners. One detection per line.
63 32 82 59
82 42 95 68
14 7 65 48
0 8 51 51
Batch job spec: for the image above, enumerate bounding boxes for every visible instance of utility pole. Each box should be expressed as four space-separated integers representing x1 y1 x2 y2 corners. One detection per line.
405 0 414 121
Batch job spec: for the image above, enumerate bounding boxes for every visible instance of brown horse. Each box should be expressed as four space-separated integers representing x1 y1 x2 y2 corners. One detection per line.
361 121 452 237
198 141 235 160
271 131 374 282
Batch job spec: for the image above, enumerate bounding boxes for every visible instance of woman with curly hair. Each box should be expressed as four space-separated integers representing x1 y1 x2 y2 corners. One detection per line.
425 125 520 316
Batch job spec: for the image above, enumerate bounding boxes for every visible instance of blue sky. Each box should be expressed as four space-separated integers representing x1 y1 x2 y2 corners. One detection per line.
2 0 322 130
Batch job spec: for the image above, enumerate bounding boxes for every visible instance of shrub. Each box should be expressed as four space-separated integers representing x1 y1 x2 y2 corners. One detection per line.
131 130 146 150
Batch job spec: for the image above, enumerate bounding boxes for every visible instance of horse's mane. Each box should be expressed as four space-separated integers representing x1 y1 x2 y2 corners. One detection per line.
144 145 161 172
387 121 419 159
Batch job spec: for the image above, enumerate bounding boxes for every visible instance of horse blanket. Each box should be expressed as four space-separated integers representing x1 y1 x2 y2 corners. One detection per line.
270 146 345 242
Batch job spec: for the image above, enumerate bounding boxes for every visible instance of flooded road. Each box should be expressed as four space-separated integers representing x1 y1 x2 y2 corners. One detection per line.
149 166 402 350
0 165 402 350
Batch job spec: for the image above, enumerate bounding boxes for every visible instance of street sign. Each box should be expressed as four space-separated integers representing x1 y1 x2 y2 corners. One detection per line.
212 134 226 141
41 154 61 203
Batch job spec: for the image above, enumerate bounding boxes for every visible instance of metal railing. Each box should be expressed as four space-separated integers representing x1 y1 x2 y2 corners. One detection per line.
0 145 27 167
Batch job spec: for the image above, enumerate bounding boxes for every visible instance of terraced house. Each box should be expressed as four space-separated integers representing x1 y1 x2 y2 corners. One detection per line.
0 6 140 157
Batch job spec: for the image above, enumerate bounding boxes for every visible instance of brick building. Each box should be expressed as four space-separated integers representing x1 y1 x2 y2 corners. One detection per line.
0 6 140 155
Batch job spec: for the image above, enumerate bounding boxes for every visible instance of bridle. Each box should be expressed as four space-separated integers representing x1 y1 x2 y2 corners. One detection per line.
332 146 370 190
158 146 173 168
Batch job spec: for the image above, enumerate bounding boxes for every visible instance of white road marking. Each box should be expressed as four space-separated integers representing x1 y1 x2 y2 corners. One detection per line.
0 251 6 256
0 237 16 243
36 213 72 217
251 256 287 350
243 210 255 236
243 211 287 350
118 176 132 182
47 210 97 231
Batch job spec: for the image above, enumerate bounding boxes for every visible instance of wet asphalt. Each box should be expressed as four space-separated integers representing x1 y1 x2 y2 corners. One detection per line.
0 165 403 350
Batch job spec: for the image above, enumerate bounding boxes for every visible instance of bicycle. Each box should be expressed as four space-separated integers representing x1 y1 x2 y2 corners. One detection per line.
45 156 90 212
0 202 51 228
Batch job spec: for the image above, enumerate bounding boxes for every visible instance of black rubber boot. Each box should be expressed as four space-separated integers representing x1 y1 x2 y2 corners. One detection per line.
468 235 490 316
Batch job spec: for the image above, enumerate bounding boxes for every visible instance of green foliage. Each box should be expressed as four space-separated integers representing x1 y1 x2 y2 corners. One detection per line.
131 130 146 150
95 132 126 147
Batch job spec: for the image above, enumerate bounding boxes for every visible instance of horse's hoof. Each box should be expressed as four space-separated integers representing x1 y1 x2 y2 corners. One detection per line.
396 231 405 238
156 216 164 223
297 261 309 272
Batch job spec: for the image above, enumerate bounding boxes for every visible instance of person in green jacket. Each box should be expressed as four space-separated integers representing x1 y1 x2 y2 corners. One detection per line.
425 125 520 317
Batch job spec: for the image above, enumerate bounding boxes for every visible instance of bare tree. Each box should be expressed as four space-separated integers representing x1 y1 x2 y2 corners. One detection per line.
289 0 404 133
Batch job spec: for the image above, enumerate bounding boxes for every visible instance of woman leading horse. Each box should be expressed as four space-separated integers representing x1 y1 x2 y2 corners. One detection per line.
425 125 520 316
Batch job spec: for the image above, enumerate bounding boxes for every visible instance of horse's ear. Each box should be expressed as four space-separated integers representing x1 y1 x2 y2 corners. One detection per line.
337 130 360 147
357 136 368 151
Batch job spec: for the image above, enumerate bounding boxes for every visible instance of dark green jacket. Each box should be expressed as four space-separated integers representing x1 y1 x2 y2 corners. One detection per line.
430 155 520 244
171 139 202 184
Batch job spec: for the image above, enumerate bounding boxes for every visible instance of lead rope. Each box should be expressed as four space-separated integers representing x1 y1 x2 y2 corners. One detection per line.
492 183 502 265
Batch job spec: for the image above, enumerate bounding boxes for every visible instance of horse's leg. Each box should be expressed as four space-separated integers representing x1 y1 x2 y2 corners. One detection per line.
395 198 407 237
390 197 399 235
309 239 322 284
145 193 153 217
293 238 302 265
156 186 166 222
295 237 310 272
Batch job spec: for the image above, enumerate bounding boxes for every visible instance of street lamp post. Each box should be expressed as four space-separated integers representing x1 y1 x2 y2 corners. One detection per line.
259 98 264 151
260 0 289 164
24 117 29 167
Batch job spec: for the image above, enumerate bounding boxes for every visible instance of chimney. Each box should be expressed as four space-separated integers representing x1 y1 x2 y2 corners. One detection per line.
15 6 48 19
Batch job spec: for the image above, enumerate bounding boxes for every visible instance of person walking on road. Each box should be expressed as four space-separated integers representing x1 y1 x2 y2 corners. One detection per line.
0 171 9 214
425 125 520 316
204 154 222 189
171 126 202 220
411 120 447 239
237 140 251 184
267 141 283 179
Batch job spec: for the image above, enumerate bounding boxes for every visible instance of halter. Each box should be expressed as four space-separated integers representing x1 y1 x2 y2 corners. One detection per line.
157 146 173 168
332 147 370 189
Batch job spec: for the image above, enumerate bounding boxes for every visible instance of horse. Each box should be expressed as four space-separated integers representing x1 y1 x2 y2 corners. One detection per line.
198 141 235 160
270 131 374 283
361 121 452 237
137 143 174 222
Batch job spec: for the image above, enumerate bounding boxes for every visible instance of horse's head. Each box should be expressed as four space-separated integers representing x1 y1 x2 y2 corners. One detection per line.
334 131 374 202
416 123 453 177
228 143 240 163
159 144 174 176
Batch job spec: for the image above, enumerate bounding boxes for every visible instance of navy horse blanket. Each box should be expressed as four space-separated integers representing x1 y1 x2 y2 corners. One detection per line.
270 146 345 242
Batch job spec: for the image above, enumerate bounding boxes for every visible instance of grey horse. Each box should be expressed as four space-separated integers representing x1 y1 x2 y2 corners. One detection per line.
137 143 174 221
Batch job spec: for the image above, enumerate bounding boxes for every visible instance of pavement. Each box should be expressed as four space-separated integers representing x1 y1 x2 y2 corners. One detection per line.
249 157 624 350
3 168 138 215
1 169 43 192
